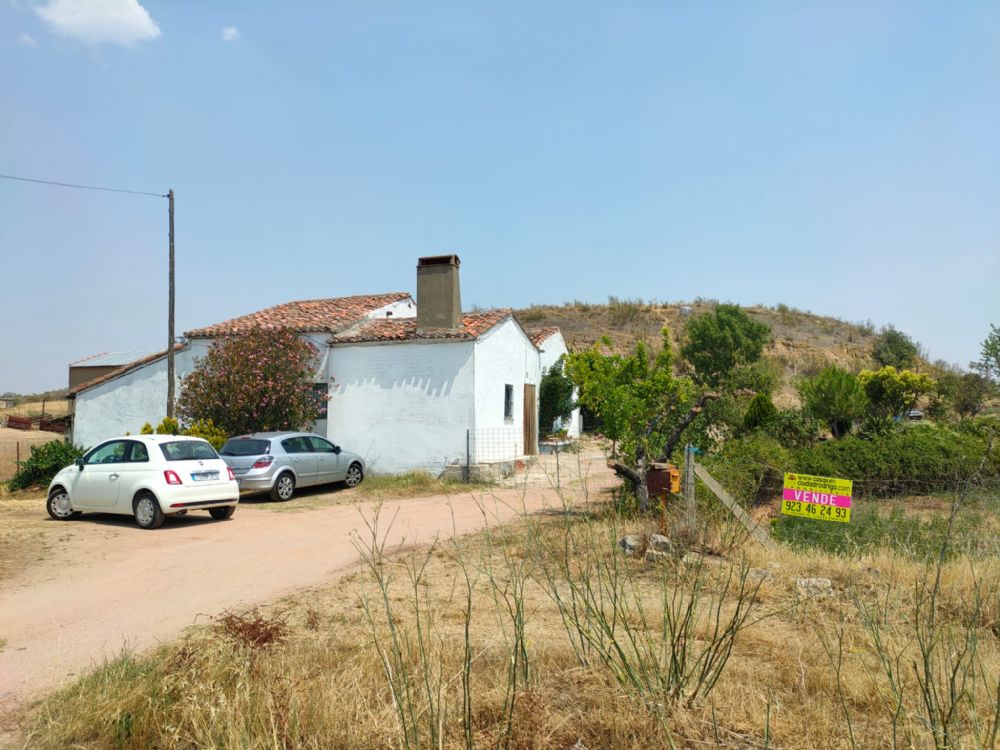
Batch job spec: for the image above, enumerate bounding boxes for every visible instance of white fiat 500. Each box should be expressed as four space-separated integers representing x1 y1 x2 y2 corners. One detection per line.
46 435 240 529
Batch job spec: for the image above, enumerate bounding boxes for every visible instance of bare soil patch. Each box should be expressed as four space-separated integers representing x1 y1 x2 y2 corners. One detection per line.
0 464 618 732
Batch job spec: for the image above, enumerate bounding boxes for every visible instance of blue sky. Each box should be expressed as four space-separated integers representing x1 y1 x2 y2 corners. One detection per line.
2 1 998 394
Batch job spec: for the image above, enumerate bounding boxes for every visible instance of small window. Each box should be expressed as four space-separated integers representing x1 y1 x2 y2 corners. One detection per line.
504 384 514 420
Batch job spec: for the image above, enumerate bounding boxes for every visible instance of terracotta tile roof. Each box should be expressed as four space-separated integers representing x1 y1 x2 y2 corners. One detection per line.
332 309 517 345
185 293 412 337
526 327 561 346
68 345 186 397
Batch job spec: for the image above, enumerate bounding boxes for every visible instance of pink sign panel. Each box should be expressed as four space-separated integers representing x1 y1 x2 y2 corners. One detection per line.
781 488 852 509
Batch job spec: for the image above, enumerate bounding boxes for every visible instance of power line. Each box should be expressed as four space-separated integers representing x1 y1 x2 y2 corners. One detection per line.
0 172 166 198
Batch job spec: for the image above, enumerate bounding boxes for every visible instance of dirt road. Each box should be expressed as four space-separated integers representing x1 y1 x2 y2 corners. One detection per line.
0 459 613 720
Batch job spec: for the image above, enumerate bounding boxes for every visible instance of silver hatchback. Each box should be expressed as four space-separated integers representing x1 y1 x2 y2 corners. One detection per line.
219 432 365 501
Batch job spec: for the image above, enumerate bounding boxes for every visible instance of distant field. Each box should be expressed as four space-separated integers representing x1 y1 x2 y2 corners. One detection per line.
0 427 61 482
1 399 70 419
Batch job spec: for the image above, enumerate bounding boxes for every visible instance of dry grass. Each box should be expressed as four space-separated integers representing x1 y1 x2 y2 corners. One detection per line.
20 479 1000 750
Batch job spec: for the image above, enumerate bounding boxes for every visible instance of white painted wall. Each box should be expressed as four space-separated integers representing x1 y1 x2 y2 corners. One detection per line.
536 331 581 438
472 317 541 461
366 297 416 320
71 341 212 449
326 340 476 474
72 332 338 448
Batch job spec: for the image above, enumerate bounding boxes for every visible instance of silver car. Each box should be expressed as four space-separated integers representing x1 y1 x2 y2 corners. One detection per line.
219 432 365 501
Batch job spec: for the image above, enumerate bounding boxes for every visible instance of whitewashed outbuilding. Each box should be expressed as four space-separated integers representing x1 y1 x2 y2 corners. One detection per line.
527 328 582 438
68 256 564 476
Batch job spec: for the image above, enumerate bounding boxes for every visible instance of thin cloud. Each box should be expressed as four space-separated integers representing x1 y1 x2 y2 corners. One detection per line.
35 0 160 46
221 26 239 42
17 31 38 47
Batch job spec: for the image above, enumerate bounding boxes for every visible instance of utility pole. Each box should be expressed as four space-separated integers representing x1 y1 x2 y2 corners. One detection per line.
167 189 175 418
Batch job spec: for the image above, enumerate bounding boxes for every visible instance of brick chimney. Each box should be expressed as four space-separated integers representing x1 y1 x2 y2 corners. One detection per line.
416 255 462 330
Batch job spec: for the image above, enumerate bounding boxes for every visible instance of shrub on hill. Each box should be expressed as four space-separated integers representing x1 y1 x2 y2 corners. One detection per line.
872 326 920 369
681 304 770 387
797 367 867 438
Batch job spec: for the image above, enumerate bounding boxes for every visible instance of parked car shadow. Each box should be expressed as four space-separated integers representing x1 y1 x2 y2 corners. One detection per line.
237 483 352 506
52 511 226 530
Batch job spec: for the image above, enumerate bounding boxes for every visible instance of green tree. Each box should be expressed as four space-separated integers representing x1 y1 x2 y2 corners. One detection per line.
538 357 575 437
177 327 325 436
972 323 1000 382
566 329 703 510
857 366 935 420
683 358 781 452
931 370 993 420
797 367 868 438
872 326 919 369
953 372 993 418
680 304 770 387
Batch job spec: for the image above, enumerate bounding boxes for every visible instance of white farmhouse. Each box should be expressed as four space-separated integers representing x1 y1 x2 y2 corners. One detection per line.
67 256 562 476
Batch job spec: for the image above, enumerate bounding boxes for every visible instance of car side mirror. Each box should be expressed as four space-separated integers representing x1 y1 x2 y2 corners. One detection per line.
74 457 85 470
333 445 341 454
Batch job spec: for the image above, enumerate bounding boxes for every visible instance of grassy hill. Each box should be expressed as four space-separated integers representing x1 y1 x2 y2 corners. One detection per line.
515 298 886 407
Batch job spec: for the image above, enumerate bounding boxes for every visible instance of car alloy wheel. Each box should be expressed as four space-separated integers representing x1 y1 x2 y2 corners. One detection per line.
345 464 363 488
274 473 295 501
46 490 75 520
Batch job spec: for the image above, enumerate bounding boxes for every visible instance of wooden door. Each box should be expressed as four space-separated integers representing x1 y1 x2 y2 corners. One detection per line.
523 384 538 455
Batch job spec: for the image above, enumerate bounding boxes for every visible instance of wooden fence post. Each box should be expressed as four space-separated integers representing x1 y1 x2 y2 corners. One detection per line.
693 463 776 550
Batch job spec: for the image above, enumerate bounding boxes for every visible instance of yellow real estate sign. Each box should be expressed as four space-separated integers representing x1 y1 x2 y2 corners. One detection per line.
781 472 853 524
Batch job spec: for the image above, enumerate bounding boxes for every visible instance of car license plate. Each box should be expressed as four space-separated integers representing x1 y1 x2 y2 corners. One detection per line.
191 471 220 482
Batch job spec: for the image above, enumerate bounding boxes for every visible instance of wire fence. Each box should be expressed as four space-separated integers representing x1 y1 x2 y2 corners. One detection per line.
466 428 523 465
0 434 62 481
692 452 1000 559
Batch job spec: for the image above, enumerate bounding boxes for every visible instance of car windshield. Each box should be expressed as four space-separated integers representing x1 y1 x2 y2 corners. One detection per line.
220 439 271 457
159 441 219 462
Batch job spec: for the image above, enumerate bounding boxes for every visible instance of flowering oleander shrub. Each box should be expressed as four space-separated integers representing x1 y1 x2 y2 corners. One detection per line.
177 327 326 436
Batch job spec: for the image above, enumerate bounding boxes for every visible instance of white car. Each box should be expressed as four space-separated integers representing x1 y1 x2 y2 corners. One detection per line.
46 435 240 529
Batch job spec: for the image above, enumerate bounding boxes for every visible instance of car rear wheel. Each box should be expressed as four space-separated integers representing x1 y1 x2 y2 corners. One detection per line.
134 492 165 529
209 506 236 520
345 463 364 488
271 472 295 501
46 488 78 520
